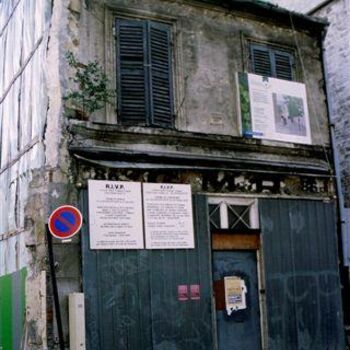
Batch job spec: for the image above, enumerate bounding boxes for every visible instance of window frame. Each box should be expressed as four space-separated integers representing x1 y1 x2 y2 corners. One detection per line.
208 197 259 230
250 42 295 81
116 18 174 127
241 36 300 82
104 8 185 129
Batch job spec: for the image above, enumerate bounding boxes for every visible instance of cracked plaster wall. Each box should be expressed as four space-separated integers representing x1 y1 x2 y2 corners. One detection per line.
69 0 330 146
272 0 350 205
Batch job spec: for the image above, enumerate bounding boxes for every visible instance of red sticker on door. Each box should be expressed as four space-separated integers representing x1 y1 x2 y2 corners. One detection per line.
190 284 200 300
178 285 188 301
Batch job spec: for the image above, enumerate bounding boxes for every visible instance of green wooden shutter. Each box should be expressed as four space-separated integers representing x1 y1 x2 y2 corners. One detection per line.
273 50 294 81
250 44 272 77
149 22 174 127
116 19 174 127
116 19 149 125
250 43 294 81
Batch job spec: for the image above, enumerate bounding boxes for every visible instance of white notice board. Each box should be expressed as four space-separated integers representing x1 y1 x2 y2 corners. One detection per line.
237 72 311 144
143 183 195 249
88 180 144 249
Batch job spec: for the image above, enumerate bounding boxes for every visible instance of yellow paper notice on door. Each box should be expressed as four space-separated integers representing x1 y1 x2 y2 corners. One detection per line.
224 276 247 315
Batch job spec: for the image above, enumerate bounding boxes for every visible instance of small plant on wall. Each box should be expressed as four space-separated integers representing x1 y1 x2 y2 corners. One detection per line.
64 51 115 119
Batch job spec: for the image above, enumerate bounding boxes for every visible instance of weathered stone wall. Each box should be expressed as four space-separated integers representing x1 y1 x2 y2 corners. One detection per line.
69 0 330 146
273 0 350 205
75 164 335 198
316 0 350 206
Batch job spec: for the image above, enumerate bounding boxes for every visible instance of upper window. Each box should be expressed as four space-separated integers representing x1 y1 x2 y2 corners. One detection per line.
116 18 174 127
249 43 295 81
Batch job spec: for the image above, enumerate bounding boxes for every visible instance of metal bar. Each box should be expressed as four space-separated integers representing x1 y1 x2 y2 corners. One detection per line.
0 137 39 176
46 225 65 350
219 202 228 229
308 0 338 15
0 227 26 241
0 35 44 106
0 0 22 38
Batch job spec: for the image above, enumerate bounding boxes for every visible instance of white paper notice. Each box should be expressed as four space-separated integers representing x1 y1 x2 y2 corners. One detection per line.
143 183 195 249
88 180 144 249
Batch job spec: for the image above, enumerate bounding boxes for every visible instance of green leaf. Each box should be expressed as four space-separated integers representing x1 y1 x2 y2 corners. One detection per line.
63 52 116 114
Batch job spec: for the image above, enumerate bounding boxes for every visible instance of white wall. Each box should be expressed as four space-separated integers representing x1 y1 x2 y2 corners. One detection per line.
268 0 326 13
0 0 50 275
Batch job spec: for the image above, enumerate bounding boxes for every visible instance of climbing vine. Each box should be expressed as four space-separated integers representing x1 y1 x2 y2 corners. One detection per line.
64 51 115 116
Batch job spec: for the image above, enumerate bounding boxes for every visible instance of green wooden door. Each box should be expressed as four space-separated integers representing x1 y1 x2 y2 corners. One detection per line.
80 191 214 350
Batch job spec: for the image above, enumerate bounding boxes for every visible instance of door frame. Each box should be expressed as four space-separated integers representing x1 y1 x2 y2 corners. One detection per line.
207 196 268 350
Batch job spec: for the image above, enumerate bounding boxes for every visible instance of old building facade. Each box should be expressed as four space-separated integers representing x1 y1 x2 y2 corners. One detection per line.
271 0 350 269
0 0 346 349
268 0 350 338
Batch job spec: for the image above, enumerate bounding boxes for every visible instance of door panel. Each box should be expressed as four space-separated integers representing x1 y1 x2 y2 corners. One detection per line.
259 199 345 350
80 191 214 350
213 250 261 350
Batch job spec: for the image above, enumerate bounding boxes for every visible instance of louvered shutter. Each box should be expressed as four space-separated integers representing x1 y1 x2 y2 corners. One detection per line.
117 19 149 125
250 44 272 77
250 43 294 81
273 50 294 81
116 19 173 127
149 22 174 127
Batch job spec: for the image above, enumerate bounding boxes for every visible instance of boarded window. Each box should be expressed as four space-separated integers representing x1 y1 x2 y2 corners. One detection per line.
116 19 174 127
250 43 295 81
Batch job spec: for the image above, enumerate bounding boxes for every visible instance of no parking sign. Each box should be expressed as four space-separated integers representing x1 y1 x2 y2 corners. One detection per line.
48 205 83 240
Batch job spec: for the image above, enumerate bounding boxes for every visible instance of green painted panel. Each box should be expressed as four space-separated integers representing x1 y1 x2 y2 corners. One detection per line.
20 268 27 337
260 199 344 349
0 268 27 350
0 274 13 350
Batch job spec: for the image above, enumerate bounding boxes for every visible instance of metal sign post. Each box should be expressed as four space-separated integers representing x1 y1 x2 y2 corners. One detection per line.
47 205 83 350
46 225 65 350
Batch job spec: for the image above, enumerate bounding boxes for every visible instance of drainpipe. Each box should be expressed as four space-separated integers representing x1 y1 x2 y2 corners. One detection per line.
319 28 349 267
319 22 350 343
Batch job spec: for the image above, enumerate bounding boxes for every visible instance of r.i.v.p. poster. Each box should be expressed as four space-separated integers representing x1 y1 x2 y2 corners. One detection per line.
88 180 144 249
143 183 195 249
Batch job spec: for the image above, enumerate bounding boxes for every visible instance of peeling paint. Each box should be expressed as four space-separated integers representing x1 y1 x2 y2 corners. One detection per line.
25 271 47 349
